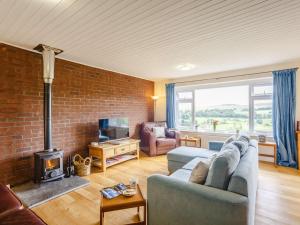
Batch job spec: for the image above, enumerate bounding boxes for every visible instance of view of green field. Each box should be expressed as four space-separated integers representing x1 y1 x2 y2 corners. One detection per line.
178 103 272 133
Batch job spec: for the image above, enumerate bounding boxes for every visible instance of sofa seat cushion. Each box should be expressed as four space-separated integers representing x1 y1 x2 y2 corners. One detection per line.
156 138 176 147
183 153 218 171
182 157 203 170
167 146 217 164
0 209 46 225
169 169 191 182
0 184 22 215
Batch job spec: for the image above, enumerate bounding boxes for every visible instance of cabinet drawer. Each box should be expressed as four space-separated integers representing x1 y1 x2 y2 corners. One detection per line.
116 145 130 155
104 148 115 158
89 148 101 157
130 143 138 151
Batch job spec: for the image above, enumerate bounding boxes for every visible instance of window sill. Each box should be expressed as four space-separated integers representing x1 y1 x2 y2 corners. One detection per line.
178 129 274 138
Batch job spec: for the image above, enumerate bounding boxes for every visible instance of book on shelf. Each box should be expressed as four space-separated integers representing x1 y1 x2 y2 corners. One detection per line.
106 155 134 164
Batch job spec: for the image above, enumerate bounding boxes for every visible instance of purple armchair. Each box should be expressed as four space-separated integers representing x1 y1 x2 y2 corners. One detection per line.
140 122 180 156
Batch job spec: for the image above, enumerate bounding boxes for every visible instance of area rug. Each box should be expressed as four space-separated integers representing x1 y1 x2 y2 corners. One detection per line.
13 176 90 208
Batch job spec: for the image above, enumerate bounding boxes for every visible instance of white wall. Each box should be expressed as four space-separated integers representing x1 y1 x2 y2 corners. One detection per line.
155 60 300 123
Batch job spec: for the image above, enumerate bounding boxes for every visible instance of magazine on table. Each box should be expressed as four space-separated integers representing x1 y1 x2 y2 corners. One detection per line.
101 183 127 199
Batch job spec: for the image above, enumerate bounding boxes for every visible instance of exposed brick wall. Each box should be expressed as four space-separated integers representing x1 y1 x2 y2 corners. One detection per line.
0 43 154 185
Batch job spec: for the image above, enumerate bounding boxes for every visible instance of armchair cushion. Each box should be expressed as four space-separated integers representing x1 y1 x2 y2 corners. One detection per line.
157 138 176 147
153 127 165 138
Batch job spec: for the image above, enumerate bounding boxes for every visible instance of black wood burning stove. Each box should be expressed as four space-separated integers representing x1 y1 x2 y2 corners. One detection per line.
33 44 64 183
34 149 64 183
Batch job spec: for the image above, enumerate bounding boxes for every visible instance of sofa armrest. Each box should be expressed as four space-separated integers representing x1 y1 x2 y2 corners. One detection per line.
208 141 224 151
147 174 248 225
0 184 23 218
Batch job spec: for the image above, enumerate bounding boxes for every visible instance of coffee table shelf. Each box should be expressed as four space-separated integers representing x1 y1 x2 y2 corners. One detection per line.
106 154 137 167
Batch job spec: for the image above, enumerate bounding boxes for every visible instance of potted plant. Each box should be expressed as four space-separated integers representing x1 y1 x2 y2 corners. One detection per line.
212 119 219 132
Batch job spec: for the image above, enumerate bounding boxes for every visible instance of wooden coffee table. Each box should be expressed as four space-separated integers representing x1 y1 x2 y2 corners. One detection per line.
100 184 146 225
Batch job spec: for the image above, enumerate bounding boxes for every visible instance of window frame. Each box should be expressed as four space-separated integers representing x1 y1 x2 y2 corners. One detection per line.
175 91 194 130
249 83 273 133
175 78 273 135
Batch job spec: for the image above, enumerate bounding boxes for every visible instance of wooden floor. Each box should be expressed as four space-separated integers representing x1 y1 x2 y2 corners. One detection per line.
32 153 300 225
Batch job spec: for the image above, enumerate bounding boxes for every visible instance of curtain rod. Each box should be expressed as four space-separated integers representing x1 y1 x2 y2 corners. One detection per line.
174 67 298 84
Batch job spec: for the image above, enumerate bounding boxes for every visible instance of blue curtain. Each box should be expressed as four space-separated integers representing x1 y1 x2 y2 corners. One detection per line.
166 83 175 128
272 68 297 167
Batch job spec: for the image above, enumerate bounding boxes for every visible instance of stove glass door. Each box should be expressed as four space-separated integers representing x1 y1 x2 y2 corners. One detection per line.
45 158 60 171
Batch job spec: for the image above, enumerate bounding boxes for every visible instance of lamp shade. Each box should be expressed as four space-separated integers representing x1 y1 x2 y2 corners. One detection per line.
151 96 159 100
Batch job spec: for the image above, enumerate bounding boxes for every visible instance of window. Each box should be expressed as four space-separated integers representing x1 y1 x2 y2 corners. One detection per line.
175 79 273 134
194 85 249 132
250 84 273 133
176 91 194 130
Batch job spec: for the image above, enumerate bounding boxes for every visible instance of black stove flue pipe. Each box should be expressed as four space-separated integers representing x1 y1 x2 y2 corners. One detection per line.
33 44 63 151
44 82 52 150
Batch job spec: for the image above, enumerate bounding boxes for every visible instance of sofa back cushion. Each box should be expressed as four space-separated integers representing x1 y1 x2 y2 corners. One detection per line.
205 145 240 190
227 140 258 225
227 140 258 196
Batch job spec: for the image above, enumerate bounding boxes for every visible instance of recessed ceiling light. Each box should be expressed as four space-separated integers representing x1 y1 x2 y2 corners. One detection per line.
176 63 196 71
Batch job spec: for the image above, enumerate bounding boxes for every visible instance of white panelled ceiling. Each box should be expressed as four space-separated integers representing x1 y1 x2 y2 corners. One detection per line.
1 0 300 80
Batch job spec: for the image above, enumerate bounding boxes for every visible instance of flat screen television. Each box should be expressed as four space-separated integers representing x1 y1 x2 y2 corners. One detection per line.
98 118 129 142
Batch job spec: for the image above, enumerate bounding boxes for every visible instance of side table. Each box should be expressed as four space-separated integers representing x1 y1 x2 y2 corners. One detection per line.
100 184 146 225
180 137 201 147
258 142 277 165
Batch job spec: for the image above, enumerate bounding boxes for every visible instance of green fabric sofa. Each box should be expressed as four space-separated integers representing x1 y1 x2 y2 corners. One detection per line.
147 140 258 225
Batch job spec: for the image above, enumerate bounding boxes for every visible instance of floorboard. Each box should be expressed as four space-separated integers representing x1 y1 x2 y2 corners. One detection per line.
32 153 300 225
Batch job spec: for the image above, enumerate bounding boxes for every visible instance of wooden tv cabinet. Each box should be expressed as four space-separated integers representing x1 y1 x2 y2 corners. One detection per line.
88 139 140 172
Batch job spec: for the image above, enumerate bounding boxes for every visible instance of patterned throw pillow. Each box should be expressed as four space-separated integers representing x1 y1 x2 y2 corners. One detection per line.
231 140 249 157
237 134 250 143
224 135 236 145
152 127 165 138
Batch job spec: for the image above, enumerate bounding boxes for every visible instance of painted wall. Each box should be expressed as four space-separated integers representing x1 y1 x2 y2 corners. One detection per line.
155 60 300 123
